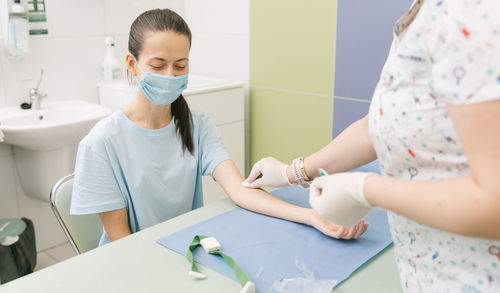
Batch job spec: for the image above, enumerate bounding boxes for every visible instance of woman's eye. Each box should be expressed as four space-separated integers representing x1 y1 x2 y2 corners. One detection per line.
175 65 186 70
152 65 163 70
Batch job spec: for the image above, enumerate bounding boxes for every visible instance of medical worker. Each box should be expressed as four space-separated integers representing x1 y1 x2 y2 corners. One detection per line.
243 0 500 291
70 8 368 246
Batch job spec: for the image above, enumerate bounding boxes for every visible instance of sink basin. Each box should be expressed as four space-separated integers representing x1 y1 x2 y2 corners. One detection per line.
0 100 111 151
0 99 111 202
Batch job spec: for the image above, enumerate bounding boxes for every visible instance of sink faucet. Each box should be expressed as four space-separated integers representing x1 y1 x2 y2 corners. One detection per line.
29 69 47 110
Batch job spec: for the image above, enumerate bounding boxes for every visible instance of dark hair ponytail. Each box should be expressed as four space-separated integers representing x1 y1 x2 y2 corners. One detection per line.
171 95 194 154
128 8 194 154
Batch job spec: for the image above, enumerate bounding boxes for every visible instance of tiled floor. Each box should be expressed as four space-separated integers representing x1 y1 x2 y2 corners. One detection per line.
35 242 77 271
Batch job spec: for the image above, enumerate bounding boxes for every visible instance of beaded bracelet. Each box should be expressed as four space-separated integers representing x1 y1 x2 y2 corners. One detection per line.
292 157 310 188
299 158 311 181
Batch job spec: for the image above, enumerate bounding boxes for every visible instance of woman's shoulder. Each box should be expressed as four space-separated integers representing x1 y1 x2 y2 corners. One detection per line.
190 110 215 128
190 109 209 121
80 110 122 147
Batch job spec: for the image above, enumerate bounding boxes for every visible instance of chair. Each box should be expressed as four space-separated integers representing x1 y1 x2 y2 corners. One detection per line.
50 173 103 254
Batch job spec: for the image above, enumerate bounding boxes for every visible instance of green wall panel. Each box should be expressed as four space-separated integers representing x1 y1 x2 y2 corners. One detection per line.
250 0 337 96
250 87 332 165
250 0 337 167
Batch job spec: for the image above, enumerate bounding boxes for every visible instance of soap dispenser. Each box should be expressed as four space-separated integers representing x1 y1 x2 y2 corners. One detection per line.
101 36 121 81
7 0 29 58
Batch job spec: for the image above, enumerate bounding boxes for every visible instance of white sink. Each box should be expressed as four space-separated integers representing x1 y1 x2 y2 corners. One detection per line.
0 99 111 151
0 99 111 202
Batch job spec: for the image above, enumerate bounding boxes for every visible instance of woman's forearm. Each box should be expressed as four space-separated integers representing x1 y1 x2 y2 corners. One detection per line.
215 160 314 225
298 115 377 180
365 174 500 240
234 186 314 225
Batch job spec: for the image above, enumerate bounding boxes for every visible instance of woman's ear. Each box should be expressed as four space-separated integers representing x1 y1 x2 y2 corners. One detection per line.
125 53 137 76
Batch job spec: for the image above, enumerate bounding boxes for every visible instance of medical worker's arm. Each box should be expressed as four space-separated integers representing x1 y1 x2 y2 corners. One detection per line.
301 115 377 179
244 115 376 188
213 160 368 239
363 100 500 239
99 208 131 242
312 2 500 239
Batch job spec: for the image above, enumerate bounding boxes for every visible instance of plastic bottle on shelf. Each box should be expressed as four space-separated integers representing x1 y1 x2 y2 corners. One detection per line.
101 36 121 81
7 0 29 58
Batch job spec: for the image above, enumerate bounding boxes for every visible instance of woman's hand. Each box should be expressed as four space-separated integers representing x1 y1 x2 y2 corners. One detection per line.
310 210 369 239
242 157 291 188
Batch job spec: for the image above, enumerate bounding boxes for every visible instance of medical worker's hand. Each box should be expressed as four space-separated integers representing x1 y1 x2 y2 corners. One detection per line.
309 172 374 227
310 211 369 239
242 157 290 188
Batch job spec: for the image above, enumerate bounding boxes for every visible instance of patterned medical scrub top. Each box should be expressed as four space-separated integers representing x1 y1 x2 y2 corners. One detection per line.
368 0 500 292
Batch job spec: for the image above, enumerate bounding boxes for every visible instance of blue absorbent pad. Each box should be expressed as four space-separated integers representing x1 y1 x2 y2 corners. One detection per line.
157 186 393 292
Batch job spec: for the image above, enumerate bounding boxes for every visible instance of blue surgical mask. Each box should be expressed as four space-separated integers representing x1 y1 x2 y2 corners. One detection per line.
133 56 188 106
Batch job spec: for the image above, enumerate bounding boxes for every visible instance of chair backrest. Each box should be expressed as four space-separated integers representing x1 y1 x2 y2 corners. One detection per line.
50 174 103 254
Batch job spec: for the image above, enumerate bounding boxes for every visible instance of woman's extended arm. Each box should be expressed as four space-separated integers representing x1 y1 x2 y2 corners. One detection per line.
99 208 131 242
364 100 500 239
214 160 368 239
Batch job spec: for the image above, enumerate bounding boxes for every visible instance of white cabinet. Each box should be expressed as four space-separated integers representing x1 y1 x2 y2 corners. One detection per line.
184 86 245 205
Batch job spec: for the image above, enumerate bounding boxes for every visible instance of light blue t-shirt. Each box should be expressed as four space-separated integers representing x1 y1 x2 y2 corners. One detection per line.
70 110 230 245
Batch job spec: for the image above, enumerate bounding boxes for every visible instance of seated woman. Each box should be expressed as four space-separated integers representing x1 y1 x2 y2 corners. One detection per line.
70 8 368 245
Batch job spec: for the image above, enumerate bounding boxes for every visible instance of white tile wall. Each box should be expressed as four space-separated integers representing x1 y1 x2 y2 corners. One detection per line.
189 32 249 84
185 0 249 85
1 36 105 106
45 0 105 38
111 34 130 80
184 0 249 35
103 0 185 36
0 155 19 218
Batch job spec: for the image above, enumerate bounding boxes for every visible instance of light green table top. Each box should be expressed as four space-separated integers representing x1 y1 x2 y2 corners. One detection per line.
0 199 402 292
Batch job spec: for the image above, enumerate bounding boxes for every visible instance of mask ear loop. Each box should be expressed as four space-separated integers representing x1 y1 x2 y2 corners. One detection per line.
130 55 143 85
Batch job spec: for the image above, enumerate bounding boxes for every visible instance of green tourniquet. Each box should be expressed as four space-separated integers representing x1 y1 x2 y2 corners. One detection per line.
186 235 252 287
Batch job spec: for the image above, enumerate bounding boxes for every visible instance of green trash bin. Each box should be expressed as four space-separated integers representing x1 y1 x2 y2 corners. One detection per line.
0 218 37 284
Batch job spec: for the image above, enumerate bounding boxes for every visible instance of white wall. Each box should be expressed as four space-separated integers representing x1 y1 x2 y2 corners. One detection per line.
0 0 248 251
184 0 250 174
184 0 249 84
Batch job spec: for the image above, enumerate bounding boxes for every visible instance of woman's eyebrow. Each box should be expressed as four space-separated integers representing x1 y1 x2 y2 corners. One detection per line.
150 57 167 62
149 57 188 62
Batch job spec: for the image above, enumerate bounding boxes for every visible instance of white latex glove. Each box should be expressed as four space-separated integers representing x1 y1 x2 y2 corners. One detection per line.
242 157 290 188
309 172 374 227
